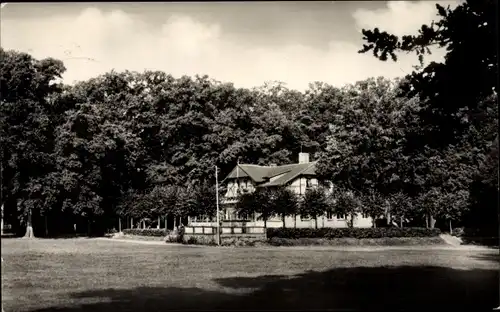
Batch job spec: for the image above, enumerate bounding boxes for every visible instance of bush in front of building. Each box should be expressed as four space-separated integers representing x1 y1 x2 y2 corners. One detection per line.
266 236 445 246
266 227 441 239
122 228 168 237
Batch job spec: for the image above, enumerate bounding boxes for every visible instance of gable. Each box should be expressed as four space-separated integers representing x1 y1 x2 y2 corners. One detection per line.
225 166 251 180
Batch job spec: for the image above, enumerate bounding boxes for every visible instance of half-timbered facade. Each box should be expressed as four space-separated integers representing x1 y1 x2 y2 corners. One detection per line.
215 153 373 228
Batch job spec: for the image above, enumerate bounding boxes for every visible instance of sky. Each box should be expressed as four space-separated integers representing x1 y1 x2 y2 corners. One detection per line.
0 1 460 92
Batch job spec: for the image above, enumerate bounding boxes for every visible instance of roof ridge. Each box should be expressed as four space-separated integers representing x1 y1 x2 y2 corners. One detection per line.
264 169 292 179
273 161 317 186
240 161 317 167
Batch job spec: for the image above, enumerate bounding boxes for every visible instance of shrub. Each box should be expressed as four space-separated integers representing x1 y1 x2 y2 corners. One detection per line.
183 235 216 246
165 234 182 243
220 237 264 247
122 228 168 237
266 227 441 239
452 227 465 237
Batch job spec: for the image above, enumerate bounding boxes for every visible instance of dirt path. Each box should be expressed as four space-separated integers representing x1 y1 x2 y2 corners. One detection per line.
439 234 464 246
95 237 191 246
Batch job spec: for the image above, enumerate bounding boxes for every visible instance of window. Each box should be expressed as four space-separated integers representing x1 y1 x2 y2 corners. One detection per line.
306 179 312 188
361 212 369 219
326 211 333 220
336 213 346 219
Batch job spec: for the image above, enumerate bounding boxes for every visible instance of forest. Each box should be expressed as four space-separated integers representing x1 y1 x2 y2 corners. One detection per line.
0 1 497 242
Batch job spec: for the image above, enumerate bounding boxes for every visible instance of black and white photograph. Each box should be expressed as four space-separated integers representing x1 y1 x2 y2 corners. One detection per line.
0 1 498 311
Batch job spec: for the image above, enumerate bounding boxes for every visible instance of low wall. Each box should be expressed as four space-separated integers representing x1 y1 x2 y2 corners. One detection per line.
184 225 266 235
188 220 256 227
183 225 266 245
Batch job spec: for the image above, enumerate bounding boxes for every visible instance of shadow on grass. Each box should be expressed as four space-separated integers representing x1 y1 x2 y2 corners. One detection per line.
28 266 498 312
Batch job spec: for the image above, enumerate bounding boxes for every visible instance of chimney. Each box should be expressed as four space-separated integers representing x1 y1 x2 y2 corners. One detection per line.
298 152 309 164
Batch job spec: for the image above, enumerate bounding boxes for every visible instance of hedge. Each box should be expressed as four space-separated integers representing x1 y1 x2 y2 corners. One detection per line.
266 227 441 239
266 237 445 246
123 228 168 237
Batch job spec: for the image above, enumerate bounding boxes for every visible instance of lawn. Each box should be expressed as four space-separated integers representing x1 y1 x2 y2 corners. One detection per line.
1 238 498 312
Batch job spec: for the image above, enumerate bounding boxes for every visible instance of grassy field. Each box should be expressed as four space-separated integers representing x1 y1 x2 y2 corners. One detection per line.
1 238 498 312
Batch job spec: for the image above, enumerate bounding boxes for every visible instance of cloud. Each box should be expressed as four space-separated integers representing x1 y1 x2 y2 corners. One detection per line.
0 3 459 92
353 1 460 36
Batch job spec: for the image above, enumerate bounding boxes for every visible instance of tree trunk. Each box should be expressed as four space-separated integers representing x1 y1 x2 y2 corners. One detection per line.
282 214 286 228
157 216 160 229
400 216 403 228
24 209 35 238
314 217 318 229
264 218 267 229
372 216 377 228
1 203 4 235
131 217 134 229
294 214 297 228
425 216 429 228
449 219 453 235
165 215 168 230
118 218 122 232
173 217 177 230
45 215 48 237
429 214 436 229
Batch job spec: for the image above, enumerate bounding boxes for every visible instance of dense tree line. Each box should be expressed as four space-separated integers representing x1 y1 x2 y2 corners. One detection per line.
0 0 497 241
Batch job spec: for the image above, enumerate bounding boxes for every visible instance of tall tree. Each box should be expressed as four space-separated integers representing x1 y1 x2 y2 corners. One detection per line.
0 48 66 237
359 0 497 148
316 77 419 197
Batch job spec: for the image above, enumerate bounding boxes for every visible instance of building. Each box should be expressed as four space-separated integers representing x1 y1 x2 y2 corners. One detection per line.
216 153 373 228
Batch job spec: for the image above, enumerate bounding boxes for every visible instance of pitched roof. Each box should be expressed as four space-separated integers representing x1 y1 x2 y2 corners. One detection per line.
224 161 317 187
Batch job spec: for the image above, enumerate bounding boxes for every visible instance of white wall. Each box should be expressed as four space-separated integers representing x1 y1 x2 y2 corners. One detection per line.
216 208 374 229
248 213 373 228
224 176 319 200
287 177 318 196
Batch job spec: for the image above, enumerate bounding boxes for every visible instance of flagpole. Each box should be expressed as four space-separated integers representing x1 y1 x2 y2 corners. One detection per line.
215 165 220 246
